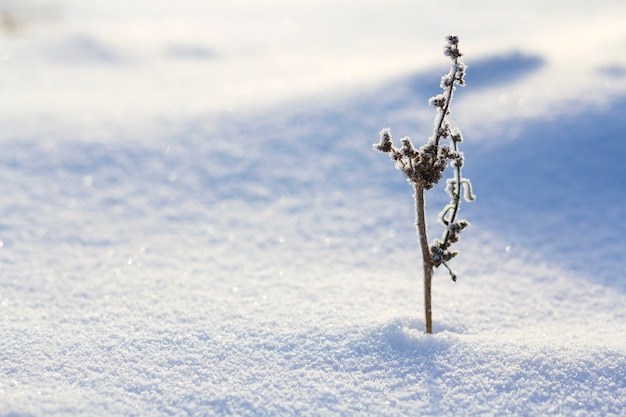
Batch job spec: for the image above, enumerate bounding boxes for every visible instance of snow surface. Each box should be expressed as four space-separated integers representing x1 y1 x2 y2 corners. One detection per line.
1 1 626 416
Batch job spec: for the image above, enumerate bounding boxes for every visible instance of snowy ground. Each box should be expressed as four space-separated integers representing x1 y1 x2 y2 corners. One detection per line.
1 1 626 416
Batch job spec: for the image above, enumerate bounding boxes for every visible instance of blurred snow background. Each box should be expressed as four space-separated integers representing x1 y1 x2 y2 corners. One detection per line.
1 0 626 415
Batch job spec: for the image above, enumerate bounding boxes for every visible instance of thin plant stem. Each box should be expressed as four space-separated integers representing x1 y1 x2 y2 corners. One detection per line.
441 140 461 247
414 182 433 334
373 35 471 334
433 65 458 147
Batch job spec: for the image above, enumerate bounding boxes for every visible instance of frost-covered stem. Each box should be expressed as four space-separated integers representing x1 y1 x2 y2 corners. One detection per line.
373 35 470 333
433 66 457 146
414 182 433 334
441 140 461 247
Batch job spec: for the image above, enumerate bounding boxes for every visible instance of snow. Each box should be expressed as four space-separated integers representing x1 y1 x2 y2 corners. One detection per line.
2 1 626 416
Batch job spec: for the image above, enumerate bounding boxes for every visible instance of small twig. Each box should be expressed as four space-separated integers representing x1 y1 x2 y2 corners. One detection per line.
373 35 473 333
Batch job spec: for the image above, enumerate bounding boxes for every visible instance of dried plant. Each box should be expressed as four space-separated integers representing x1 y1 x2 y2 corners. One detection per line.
373 35 474 334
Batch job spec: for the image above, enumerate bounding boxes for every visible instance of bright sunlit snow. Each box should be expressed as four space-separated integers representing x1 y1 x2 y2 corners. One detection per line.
1 1 626 416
